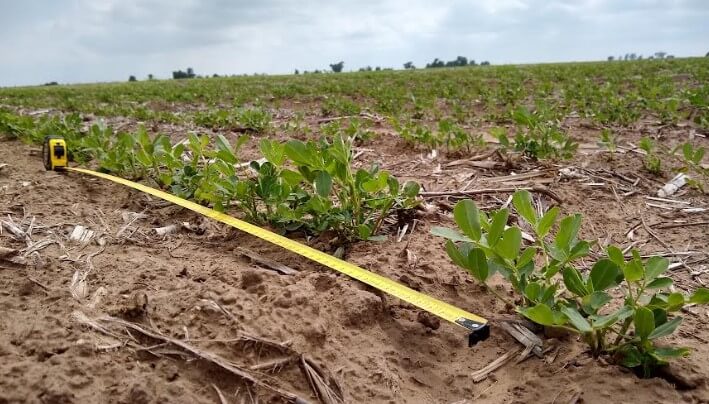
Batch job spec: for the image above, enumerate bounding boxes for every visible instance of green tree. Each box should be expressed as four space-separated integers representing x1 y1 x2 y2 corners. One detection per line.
128 75 137 82
426 58 445 68
330 61 344 73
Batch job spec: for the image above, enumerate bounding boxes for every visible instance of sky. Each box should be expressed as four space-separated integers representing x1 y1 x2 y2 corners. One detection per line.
1 0 707 86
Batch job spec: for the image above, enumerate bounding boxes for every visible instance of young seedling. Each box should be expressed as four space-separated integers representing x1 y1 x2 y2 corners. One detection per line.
639 137 662 175
598 129 617 160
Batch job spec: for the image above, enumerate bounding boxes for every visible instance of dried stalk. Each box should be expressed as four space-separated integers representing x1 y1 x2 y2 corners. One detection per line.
73 312 307 403
420 186 563 204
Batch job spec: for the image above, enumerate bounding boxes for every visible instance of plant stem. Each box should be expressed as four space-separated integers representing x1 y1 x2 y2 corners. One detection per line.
372 198 395 235
595 329 604 356
613 317 633 346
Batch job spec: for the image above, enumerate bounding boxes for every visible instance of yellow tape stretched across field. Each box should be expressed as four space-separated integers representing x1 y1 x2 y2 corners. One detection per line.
66 166 489 345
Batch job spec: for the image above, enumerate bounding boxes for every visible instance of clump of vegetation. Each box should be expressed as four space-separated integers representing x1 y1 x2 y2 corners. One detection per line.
321 97 361 117
496 107 577 160
433 191 709 377
674 142 706 175
639 137 662 174
598 129 617 160
237 107 271 133
193 107 271 133
392 119 481 154
672 142 707 191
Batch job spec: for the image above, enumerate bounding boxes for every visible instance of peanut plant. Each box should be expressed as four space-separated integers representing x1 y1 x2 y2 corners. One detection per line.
639 137 662 174
0 110 418 243
432 190 709 377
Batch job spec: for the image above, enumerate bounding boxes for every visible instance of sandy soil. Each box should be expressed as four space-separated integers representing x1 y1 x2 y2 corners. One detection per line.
1 112 708 403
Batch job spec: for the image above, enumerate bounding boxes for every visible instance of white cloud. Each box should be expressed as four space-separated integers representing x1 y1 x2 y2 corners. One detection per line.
0 0 707 86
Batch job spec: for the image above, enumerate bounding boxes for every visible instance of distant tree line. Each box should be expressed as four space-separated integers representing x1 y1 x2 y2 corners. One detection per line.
357 66 392 72
425 56 490 68
125 50 702 83
295 57 491 74
172 67 196 79
607 51 675 61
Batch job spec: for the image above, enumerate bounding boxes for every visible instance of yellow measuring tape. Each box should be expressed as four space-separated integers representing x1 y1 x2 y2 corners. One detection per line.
45 137 489 345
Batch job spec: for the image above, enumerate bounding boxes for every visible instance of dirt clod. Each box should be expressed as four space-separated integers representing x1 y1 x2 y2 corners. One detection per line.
416 311 440 330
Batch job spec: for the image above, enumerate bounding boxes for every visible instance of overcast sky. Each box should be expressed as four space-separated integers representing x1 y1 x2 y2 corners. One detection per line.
1 0 707 86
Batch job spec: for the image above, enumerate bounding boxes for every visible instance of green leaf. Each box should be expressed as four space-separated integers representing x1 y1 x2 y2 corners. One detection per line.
547 244 567 263
536 207 559 238
259 139 285 166
652 308 667 327
555 214 582 251
445 240 468 269
314 171 332 197
682 143 692 161
568 241 590 261
651 346 690 361
234 134 250 153
648 316 682 340
512 190 537 226
285 140 317 167
487 209 509 247
606 245 625 267
581 291 611 315
329 134 351 165
666 293 685 312
561 306 592 333
646 277 673 289
280 169 304 186
563 267 589 297
453 200 482 241
362 172 389 193
524 282 542 302
497 227 522 261
620 345 642 368
623 259 644 283
645 256 669 281
519 303 556 326
216 134 232 152
689 288 709 304
430 226 471 243
358 224 372 240
402 181 420 198
540 284 558 305
466 247 489 282
592 305 633 329
216 149 237 164
517 246 537 268
634 307 655 340
589 259 621 291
